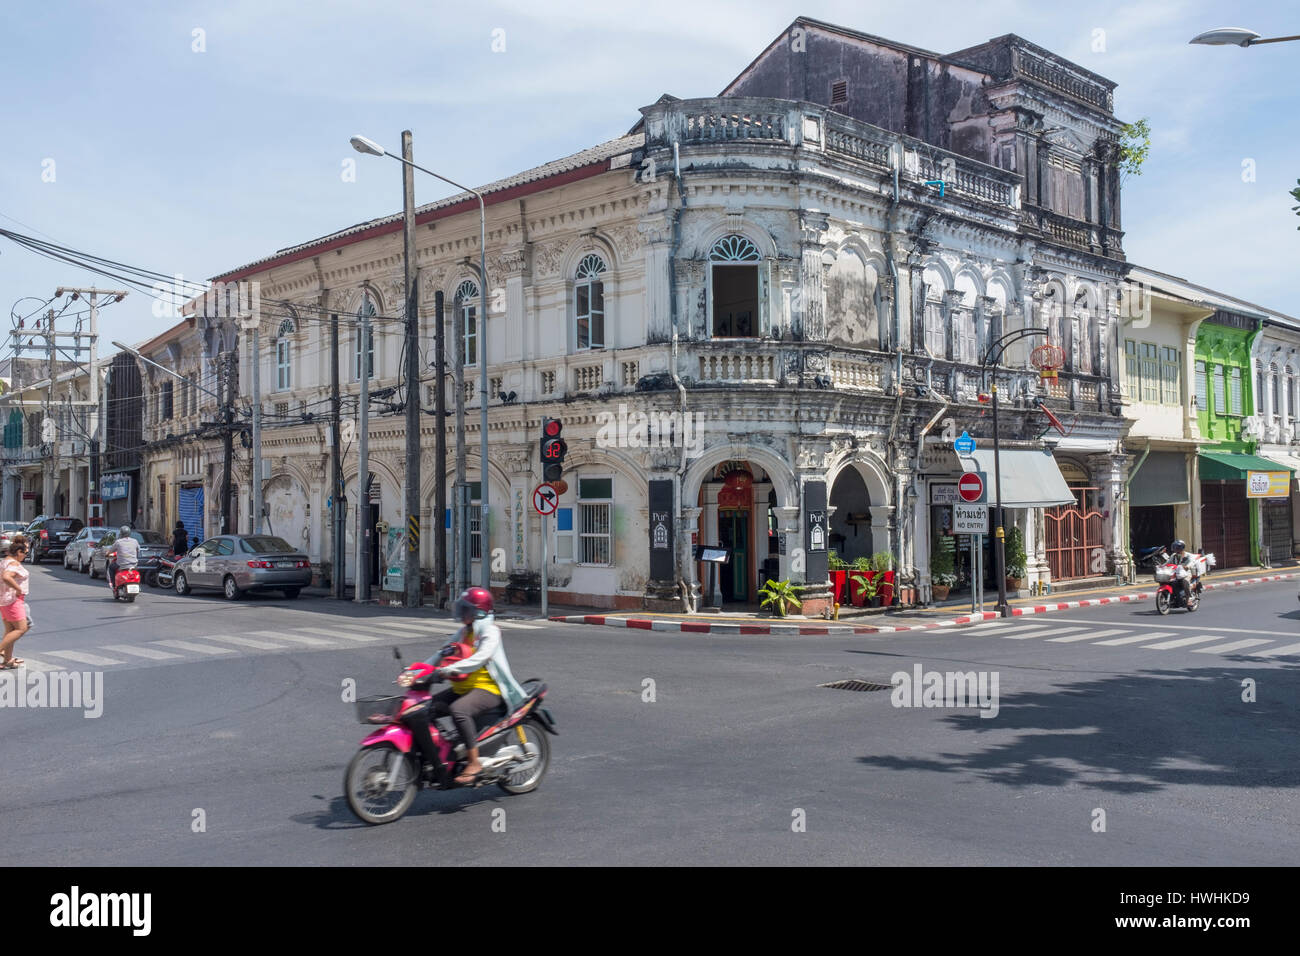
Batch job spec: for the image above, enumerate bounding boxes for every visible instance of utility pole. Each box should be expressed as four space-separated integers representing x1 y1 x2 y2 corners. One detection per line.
453 283 466 595
221 350 235 534
251 323 263 534
401 130 422 608
330 311 345 599
44 309 56 514
434 290 446 607
357 304 371 604
87 293 102 525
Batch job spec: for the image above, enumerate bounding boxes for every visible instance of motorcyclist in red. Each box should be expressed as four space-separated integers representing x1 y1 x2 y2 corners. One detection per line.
402 587 527 785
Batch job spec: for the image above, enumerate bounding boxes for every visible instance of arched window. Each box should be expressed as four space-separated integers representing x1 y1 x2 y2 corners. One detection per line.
276 319 295 391
1270 363 1281 420
575 254 606 350
710 234 761 338
456 280 479 366
354 295 376 381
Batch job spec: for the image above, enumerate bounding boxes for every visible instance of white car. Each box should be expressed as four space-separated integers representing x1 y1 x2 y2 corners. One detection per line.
64 526 109 572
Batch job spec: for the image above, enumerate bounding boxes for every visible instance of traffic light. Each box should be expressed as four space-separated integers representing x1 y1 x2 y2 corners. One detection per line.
540 417 567 482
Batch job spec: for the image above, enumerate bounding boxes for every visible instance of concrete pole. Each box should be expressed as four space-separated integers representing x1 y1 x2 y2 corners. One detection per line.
357 303 371 603
252 324 263 534
401 130 421 607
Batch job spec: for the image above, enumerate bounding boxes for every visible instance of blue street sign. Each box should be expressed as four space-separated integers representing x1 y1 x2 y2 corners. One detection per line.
954 431 976 453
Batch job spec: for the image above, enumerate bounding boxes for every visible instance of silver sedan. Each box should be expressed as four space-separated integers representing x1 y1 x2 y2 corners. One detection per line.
64 526 110 572
172 534 313 600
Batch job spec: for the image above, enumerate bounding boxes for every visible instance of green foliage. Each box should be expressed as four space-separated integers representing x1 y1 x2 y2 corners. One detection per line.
828 550 846 571
871 551 893 572
1119 118 1151 179
851 555 872 571
850 570 881 603
758 578 803 617
930 531 957 586
1005 526 1027 578
1291 179 1300 230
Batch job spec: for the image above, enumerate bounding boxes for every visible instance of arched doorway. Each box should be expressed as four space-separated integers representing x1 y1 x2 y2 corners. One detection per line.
697 461 780 605
828 467 873 563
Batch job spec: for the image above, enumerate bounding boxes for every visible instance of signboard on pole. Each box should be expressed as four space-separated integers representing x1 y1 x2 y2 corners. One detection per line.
958 472 985 503
953 503 989 534
954 431 976 453
532 483 559 515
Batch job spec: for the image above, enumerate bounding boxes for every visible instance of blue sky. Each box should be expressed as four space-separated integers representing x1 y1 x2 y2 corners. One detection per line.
2 0 1297 349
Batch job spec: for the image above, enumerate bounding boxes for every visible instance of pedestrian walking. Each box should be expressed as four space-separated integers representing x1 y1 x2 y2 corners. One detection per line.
1 535 33 668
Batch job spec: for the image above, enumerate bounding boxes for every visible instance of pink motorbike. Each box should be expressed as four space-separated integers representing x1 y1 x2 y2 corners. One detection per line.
344 646 556 825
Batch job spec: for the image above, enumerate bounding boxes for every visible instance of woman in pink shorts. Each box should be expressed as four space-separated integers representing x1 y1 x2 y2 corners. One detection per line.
1 535 32 668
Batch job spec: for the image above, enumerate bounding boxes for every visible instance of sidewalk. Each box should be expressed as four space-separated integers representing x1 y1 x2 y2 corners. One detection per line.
546 566 1300 635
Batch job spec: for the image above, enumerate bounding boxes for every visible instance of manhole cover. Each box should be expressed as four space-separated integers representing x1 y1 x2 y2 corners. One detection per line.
819 678 894 692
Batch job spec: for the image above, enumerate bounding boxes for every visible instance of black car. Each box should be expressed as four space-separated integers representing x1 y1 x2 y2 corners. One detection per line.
25 516 85 563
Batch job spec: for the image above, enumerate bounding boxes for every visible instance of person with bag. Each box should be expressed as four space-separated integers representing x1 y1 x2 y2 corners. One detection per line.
1 535 32 669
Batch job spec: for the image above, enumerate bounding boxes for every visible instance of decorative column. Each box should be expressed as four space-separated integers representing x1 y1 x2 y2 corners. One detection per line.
774 506 801 584
797 211 830 341
1089 451 1129 577
639 215 673 343
500 247 529 364
679 505 703 610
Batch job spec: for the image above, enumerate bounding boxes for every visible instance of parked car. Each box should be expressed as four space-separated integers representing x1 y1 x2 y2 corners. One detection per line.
64 525 110 572
88 529 171 580
0 521 28 555
25 516 85 563
173 534 312 600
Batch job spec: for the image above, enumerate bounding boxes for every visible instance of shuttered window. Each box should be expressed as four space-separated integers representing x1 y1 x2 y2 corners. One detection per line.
1230 368 1242 415
1160 347 1179 405
924 301 945 359
1140 344 1159 403
1213 365 1226 414
1195 361 1207 411
1124 340 1137 398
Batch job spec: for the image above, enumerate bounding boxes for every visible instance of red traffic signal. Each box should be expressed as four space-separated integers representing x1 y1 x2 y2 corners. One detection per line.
544 419 562 438
540 418 567 481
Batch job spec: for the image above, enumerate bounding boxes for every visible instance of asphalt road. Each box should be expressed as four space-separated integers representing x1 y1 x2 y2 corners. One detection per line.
2 561 1297 865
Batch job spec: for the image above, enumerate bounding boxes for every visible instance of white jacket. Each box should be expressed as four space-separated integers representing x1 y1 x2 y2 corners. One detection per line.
438 615 528 712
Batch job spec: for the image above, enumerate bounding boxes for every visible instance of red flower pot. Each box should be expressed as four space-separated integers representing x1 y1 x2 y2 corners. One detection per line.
829 570 847 605
878 571 895 607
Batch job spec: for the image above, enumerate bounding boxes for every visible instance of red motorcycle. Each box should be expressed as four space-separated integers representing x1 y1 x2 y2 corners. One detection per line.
344 644 557 825
111 567 141 603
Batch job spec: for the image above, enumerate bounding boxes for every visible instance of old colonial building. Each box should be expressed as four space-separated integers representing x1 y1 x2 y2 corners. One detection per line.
189 19 1132 610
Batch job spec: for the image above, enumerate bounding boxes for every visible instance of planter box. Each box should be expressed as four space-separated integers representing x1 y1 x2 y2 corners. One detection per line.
878 570 895 607
932 584 951 602
829 570 847 606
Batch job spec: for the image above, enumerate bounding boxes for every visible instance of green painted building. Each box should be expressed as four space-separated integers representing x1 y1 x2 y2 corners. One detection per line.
1194 310 1291 565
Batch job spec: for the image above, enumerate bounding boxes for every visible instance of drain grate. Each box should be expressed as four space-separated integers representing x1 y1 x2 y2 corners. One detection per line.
819 678 894 693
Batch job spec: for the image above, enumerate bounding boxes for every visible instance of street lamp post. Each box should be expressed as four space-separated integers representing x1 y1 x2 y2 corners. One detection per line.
351 134 491 600
1190 28 1300 47
980 327 1048 617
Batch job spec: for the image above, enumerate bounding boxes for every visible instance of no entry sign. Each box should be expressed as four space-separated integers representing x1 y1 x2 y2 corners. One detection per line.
532 483 559 516
958 472 984 503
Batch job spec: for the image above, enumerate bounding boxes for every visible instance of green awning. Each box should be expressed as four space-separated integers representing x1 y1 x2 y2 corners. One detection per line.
1199 451 1296 481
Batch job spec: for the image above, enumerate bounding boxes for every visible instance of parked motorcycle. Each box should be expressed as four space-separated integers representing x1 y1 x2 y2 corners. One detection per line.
1134 544 1165 571
344 646 557 825
1154 550 1215 615
110 567 142 603
152 553 178 589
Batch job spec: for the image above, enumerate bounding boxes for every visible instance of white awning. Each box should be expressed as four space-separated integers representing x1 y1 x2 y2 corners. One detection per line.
955 448 1076 508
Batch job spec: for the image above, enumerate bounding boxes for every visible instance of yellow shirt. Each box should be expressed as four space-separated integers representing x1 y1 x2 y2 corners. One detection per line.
453 631 501 696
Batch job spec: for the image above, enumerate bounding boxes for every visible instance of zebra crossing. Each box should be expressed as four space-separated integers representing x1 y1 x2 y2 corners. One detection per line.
968 618 1300 660
7 617 548 673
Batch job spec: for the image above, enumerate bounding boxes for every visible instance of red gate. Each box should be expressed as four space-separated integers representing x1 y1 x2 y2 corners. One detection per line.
1045 486 1104 580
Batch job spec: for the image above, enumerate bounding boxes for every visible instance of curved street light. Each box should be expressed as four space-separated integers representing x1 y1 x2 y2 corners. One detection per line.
1190 27 1300 47
980 327 1049 617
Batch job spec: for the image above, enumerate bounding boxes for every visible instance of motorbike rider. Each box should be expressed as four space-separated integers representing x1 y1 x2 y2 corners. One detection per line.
1167 539 1196 602
107 525 139 590
402 587 527 785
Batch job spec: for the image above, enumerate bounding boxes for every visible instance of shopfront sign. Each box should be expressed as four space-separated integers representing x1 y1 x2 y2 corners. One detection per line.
1246 471 1289 499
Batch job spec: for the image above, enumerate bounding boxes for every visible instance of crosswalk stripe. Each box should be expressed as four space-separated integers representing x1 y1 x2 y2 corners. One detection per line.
101 644 184 660
500 621 543 630
199 634 290 651
1142 634 1226 650
40 649 125 666
295 626 381 643
373 619 443 632
1047 628 1129 643
154 639 237 655
1192 639 1273 654
1004 626 1085 640
1094 632 1175 646
9 657 61 672
247 630 336 647
1249 642 1300 658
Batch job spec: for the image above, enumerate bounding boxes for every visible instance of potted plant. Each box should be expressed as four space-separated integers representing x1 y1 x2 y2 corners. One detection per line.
828 551 847 606
758 578 803 618
848 556 873 606
872 550 895 606
849 568 881 608
1004 525 1027 592
931 533 956 601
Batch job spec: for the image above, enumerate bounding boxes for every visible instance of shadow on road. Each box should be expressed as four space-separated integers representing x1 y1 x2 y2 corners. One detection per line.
296 788 508 830
851 658 1299 794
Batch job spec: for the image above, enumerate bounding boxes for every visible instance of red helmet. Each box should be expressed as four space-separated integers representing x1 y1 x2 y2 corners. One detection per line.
454 586 494 620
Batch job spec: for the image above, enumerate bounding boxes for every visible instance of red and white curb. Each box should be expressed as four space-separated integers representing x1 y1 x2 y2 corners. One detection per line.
548 572 1300 635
